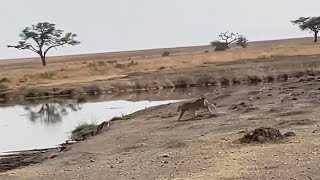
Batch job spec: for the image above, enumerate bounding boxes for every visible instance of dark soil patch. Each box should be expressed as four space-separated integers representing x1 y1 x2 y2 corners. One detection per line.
242 106 259 113
238 127 295 144
165 141 187 149
0 148 61 172
275 110 309 117
277 119 316 127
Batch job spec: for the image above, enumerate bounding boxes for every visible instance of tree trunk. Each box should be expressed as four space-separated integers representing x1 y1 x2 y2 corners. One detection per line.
40 54 47 66
314 31 318 43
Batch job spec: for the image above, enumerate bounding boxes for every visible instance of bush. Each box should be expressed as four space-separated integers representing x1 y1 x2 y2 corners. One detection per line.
115 63 126 69
210 41 229 51
127 61 138 67
71 123 96 141
38 71 56 79
97 61 106 66
77 95 87 103
162 51 170 57
84 85 102 95
174 76 194 88
24 88 49 98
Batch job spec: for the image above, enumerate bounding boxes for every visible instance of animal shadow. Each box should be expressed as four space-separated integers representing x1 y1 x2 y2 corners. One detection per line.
178 113 218 122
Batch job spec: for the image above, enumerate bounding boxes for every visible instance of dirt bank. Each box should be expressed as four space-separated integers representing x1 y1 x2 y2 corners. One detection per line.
2 72 320 179
2 54 320 103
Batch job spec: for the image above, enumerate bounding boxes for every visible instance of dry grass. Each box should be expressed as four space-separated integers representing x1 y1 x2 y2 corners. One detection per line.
1 37 320 91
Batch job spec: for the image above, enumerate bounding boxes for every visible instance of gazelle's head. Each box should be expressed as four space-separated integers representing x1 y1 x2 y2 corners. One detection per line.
198 95 206 100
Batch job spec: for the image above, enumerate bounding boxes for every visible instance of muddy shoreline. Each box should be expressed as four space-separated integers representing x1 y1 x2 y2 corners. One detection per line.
0 142 72 173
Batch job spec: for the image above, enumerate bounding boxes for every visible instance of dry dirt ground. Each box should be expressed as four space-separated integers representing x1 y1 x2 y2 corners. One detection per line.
2 76 320 179
1 38 320 179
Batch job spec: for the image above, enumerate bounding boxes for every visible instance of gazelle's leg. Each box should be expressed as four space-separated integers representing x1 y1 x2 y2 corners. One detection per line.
178 110 185 121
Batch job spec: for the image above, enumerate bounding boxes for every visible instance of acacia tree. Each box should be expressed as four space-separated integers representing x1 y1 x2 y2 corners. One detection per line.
8 22 80 66
291 16 320 42
210 31 248 51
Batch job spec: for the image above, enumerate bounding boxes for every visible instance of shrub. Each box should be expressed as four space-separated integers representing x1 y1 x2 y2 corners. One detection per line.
71 123 96 141
84 85 102 95
115 63 126 69
174 76 194 88
77 95 87 103
162 51 170 57
127 61 138 67
24 88 49 98
97 61 106 66
38 71 56 79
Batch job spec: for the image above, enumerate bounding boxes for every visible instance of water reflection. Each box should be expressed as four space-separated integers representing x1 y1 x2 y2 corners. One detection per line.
0 98 181 153
24 99 82 125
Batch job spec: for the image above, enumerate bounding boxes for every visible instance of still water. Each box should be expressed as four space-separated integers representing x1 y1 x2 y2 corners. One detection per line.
0 99 181 153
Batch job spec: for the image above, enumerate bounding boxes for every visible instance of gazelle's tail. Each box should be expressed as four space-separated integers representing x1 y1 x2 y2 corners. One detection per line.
177 105 181 112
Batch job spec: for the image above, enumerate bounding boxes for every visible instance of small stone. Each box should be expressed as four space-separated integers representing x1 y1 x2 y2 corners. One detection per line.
283 131 296 137
50 155 57 159
161 154 170 158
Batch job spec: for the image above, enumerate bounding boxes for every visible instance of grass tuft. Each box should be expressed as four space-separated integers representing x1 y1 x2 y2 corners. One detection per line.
71 122 96 141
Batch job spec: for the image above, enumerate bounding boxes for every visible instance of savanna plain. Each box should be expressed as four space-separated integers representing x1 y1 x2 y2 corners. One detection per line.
1 38 320 179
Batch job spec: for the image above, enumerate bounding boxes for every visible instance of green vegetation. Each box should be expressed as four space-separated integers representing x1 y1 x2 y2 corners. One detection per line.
111 114 135 121
24 87 50 98
71 123 96 141
76 95 87 103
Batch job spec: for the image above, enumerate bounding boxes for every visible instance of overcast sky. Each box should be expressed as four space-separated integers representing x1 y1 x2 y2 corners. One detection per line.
1 0 319 59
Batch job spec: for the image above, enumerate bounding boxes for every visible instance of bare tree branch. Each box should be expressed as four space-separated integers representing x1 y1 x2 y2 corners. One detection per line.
211 31 248 51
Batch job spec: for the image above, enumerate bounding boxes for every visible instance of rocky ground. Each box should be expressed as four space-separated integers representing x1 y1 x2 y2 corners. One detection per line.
2 71 320 179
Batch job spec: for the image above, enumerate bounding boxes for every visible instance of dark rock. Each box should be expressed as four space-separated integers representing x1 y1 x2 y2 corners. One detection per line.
283 131 296 137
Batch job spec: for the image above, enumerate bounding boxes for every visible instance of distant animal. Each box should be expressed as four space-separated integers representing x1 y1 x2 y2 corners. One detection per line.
177 96 217 121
